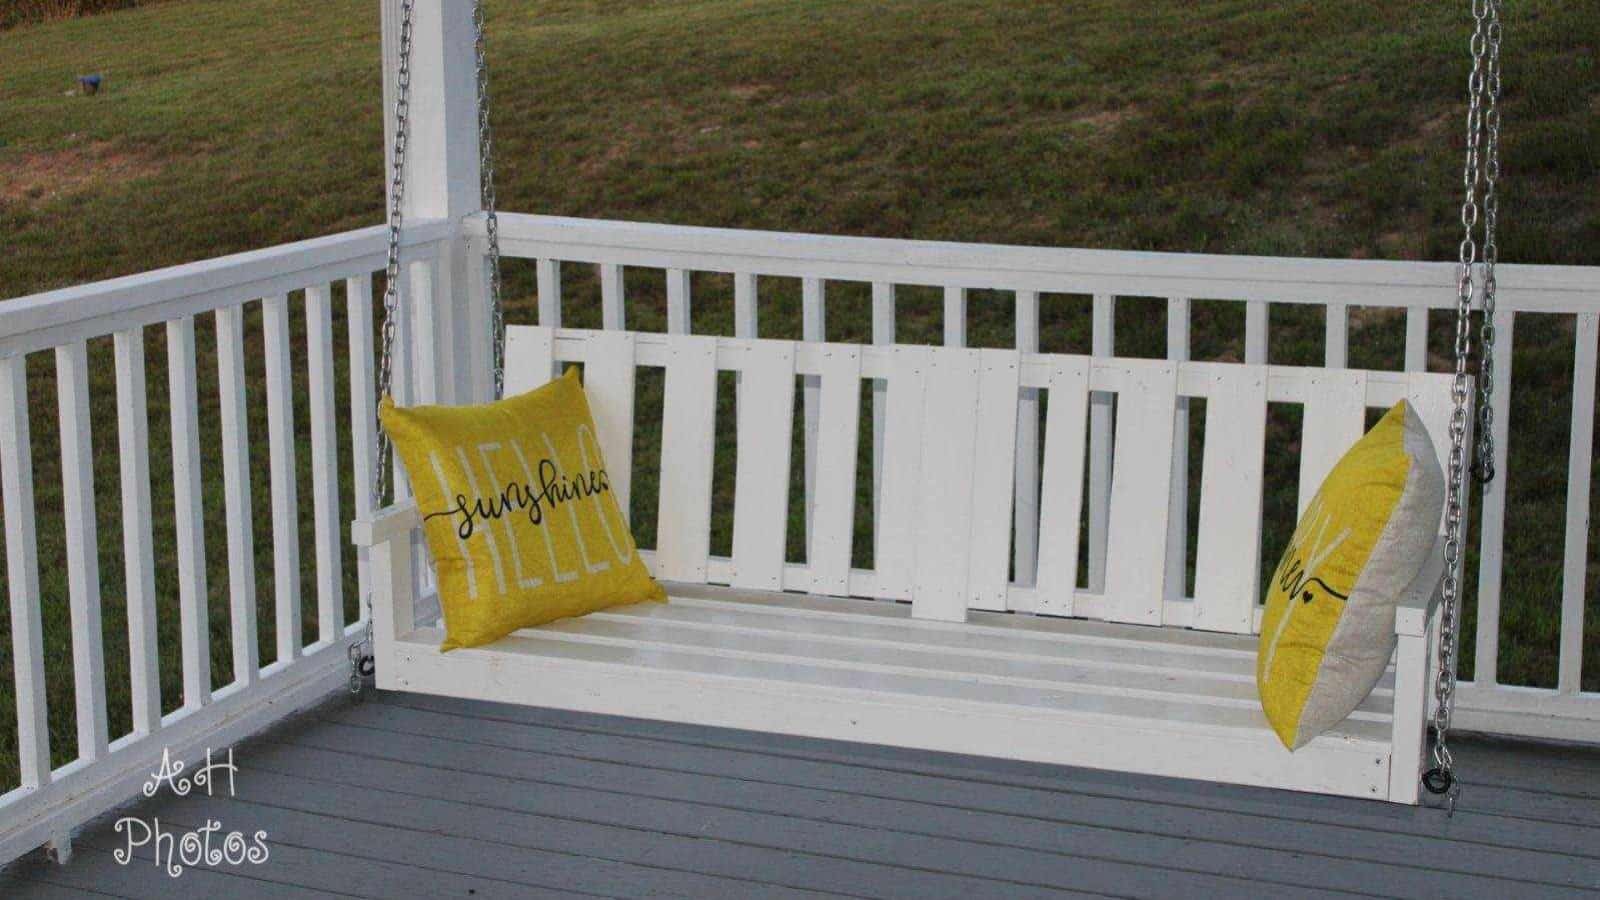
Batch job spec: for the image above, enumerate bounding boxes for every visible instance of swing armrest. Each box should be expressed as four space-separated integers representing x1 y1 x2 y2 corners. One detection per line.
1394 538 1446 637
352 499 420 549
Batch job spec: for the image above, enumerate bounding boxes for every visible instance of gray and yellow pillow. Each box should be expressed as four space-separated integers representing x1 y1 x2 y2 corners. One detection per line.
1258 401 1444 749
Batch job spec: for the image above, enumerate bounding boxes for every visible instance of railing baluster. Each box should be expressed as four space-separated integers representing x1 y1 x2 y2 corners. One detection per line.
463 245 492 403
600 263 625 330
1166 297 1191 603
1558 313 1597 694
666 268 691 335
307 285 345 643
1244 300 1268 364
1473 307 1514 686
113 330 161 734
166 317 210 708
347 275 378 623
1013 290 1040 587
409 262 440 404
1087 293 1115 593
263 294 302 663
427 256 458 405
1404 307 1429 371
215 305 259 686
538 258 562 329
391 273 414 499
802 277 824 556
733 273 758 339
944 286 967 347
2 354 51 788
1325 301 1348 368
57 342 110 762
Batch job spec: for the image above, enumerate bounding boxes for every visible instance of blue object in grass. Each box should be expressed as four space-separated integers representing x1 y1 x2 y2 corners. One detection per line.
77 74 102 95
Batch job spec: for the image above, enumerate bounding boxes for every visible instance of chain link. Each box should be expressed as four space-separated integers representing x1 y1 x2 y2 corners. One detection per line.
1428 0 1502 811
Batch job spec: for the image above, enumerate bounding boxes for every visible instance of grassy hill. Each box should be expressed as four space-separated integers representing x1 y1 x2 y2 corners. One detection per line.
0 0 1596 787
0 1 164 32
3 0 1596 295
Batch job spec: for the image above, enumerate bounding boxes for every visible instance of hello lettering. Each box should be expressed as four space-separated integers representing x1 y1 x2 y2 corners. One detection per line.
1261 499 1352 673
1275 557 1350 604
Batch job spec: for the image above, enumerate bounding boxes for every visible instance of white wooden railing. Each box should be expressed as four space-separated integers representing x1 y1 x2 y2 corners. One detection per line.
477 212 1600 745
0 219 451 863
0 212 1595 862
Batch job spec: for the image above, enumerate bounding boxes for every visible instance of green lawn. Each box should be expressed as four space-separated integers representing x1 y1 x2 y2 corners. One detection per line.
0 0 1597 790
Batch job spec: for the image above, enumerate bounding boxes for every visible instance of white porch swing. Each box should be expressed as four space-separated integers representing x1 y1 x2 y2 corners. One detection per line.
352 0 1507 805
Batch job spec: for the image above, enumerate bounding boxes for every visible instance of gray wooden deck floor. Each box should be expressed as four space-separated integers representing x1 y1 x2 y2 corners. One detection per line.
4 690 1597 899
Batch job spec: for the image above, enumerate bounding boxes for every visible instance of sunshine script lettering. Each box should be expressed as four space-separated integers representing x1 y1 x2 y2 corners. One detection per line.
424 457 611 540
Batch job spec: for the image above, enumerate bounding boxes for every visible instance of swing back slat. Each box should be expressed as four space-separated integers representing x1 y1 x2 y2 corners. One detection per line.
654 335 718 583
583 329 639 521
871 348 928 602
1102 362 1180 626
910 347 984 623
729 341 795 592
808 346 863 597
1298 370 1369 518
968 349 1023 612
1191 366 1269 634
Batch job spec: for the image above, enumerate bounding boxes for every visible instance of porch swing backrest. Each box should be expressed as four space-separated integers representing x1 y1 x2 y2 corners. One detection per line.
501 325 1455 630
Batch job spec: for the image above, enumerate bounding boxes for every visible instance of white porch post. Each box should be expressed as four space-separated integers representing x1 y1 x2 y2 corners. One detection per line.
381 0 489 405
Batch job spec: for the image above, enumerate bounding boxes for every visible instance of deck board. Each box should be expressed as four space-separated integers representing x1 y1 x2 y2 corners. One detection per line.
4 691 1597 899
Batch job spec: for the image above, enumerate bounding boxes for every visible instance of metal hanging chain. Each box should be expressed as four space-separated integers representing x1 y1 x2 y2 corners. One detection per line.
354 0 417 696
372 0 503 509
474 0 507 401
373 0 415 515
1473 7 1503 483
1425 0 1502 811
354 0 506 694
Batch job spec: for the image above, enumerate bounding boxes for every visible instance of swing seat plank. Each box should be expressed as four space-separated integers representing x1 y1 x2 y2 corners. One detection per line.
356 327 1453 803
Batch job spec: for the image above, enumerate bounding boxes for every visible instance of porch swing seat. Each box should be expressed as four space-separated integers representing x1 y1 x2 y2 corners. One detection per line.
354 325 1454 803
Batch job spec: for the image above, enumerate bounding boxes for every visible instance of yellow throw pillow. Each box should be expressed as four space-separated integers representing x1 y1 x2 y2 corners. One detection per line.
1258 401 1444 750
379 367 665 651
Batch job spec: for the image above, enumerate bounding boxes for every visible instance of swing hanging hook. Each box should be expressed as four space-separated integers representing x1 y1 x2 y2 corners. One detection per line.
1421 766 1460 816
1421 767 1454 795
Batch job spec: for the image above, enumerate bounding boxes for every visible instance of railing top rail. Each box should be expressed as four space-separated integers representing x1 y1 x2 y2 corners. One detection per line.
479 212 1600 313
0 218 454 359
5 212 1594 360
